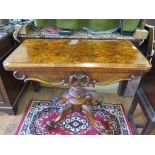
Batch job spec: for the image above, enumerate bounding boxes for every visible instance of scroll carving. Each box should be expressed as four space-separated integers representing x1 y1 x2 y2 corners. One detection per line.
13 71 27 80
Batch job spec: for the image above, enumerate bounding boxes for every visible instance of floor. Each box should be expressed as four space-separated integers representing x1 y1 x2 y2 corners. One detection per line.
0 81 155 135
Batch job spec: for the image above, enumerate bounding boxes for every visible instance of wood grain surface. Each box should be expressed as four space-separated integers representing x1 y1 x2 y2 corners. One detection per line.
3 39 151 72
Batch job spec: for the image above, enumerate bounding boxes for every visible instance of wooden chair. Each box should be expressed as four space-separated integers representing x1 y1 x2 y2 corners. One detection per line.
128 81 155 134
128 23 155 134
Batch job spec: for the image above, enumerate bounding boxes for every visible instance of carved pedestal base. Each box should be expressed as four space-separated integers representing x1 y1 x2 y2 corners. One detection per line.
44 72 108 134
13 70 142 134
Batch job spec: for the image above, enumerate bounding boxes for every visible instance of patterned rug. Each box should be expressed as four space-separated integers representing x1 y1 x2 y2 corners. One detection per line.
16 97 133 135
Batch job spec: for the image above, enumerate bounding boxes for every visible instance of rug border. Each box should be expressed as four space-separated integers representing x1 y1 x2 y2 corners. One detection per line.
119 103 133 135
15 99 33 135
15 99 51 135
15 100 133 135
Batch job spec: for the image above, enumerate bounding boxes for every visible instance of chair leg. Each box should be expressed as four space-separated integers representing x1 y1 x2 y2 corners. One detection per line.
141 120 154 135
117 80 128 96
128 92 139 116
32 81 41 92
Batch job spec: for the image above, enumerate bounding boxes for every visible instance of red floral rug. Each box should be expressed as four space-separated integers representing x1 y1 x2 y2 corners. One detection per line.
16 97 133 135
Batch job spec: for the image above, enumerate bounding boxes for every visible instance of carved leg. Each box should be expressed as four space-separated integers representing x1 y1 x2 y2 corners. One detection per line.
117 80 128 96
82 105 108 134
45 104 73 129
32 81 41 92
85 94 97 106
60 97 69 104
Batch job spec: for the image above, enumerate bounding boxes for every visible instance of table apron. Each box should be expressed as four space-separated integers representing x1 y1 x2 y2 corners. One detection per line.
12 71 144 86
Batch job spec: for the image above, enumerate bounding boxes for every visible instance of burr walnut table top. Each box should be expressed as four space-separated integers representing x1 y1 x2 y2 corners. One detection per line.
3 39 151 73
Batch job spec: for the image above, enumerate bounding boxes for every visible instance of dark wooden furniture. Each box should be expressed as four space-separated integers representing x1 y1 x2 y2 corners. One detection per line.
128 23 155 135
0 33 27 115
3 39 151 132
128 54 155 134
